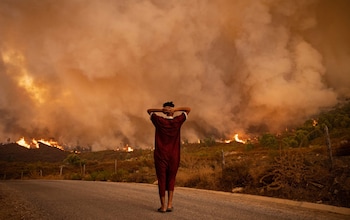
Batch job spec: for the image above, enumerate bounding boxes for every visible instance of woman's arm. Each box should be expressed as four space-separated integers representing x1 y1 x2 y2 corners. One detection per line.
147 107 191 115
147 108 163 115
174 107 191 115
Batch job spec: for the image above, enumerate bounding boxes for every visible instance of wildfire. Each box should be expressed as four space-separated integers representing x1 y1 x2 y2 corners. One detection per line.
234 134 246 144
16 137 32 149
16 137 64 150
224 133 246 144
124 144 134 152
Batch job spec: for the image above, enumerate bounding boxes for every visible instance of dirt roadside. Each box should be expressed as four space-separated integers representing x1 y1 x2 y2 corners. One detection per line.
0 182 44 220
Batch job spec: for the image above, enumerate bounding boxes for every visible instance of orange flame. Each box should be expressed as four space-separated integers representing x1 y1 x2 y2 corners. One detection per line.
223 133 246 144
16 137 32 149
16 137 64 150
34 139 64 150
123 144 134 152
234 134 246 144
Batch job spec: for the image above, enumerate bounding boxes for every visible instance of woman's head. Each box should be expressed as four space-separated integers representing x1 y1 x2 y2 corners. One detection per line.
163 101 174 116
163 101 174 108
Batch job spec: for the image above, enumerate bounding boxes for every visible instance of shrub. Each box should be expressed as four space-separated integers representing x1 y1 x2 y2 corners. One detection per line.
110 169 128 182
65 173 82 180
88 170 111 181
220 161 253 191
64 154 86 167
259 133 279 149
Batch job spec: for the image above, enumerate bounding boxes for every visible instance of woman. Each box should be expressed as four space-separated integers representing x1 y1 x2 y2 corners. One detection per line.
147 101 191 213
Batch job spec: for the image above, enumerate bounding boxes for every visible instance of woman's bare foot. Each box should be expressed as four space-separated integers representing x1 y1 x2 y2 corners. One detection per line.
157 207 166 213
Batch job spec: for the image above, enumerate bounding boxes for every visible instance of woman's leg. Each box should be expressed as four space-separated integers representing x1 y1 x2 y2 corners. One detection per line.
167 190 174 209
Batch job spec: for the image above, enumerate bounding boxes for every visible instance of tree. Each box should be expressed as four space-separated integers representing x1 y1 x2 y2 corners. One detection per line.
64 154 85 167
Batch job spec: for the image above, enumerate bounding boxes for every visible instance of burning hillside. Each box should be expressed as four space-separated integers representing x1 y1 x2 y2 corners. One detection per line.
16 137 64 150
0 142 69 163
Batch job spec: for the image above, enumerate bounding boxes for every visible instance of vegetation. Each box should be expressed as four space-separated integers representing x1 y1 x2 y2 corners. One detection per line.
1 101 350 208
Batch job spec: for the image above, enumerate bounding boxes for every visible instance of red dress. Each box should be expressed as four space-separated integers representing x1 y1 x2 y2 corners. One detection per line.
151 112 187 196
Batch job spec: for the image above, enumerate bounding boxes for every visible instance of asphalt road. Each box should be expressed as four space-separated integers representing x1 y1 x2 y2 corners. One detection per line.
1 180 348 220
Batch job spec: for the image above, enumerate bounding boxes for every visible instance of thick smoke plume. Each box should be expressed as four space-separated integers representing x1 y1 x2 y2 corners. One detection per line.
0 0 349 150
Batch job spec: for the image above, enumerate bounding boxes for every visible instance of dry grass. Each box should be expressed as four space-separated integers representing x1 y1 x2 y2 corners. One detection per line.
177 164 221 190
177 145 350 208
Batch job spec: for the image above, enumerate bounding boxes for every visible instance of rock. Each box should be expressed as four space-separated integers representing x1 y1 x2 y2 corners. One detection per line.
232 187 244 193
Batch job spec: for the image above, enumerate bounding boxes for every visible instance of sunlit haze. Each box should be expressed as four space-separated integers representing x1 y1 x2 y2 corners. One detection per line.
1 0 349 150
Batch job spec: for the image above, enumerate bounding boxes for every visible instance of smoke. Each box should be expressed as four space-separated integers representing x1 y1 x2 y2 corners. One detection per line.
0 0 349 150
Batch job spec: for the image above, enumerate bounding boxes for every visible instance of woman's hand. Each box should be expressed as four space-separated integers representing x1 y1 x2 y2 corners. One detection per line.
162 106 174 114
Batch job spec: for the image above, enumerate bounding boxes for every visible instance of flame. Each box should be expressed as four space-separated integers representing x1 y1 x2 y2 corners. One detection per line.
234 134 246 144
16 137 64 150
34 139 64 150
123 144 134 152
1 49 46 104
16 137 32 149
223 133 246 144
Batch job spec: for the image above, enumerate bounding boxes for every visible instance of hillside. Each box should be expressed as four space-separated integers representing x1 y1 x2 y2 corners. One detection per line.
0 101 349 207
0 143 69 163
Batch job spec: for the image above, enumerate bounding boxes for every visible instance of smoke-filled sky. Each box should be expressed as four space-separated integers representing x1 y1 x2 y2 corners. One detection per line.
0 0 349 150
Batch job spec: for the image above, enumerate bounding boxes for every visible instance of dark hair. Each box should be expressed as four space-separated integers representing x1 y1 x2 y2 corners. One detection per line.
163 101 175 107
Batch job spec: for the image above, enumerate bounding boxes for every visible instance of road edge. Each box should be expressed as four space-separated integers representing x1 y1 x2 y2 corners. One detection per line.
176 186 350 216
